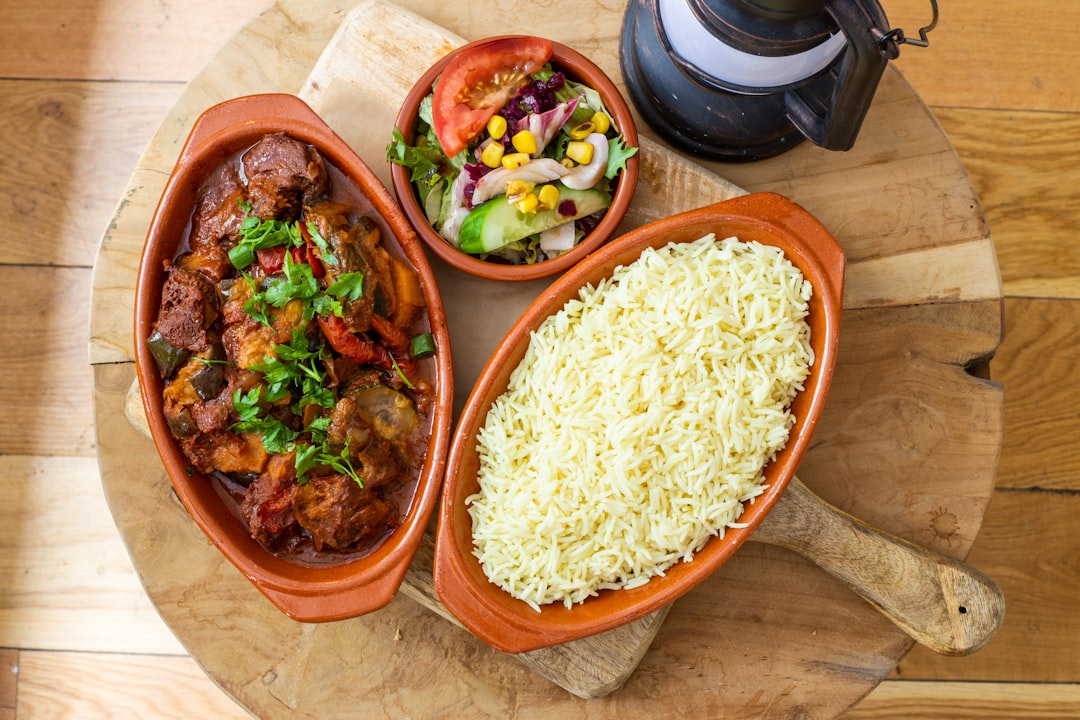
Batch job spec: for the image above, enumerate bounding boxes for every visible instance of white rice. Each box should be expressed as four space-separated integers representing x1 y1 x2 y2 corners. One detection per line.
466 234 814 610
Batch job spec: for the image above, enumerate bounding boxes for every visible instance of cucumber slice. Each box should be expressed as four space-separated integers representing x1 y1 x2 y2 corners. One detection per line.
458 184 611 255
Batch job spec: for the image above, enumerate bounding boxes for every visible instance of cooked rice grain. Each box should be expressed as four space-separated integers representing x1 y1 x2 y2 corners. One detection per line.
467 234 814 610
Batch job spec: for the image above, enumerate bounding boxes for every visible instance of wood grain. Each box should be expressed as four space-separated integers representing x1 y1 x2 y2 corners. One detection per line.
0 80 184 268
0 266 96 456
16 651 251 720
0 649 15 720
883 0 1080 113
756 478 1004 657
0 454 184 655
993 298 1080 493
1 0 1078 717
844 681 1080 719
896 478 1080 682
1 0 275 82
933 109 1080 300
86 0 1004 715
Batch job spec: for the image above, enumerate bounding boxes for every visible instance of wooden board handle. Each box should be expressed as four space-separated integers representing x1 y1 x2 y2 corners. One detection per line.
754 476 1005 656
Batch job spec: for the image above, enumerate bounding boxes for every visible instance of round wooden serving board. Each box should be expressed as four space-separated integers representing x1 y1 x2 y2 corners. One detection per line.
89 1 1004 718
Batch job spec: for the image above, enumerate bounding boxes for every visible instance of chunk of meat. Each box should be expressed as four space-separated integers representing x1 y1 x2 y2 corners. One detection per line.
219 279 308 370
327 393 376 453
241 453 300 547
353 434 407 489
180 430 268 475
242 133 329 220
308 204 394 333
293 474 395 551
154 262 218 352
183 163 248 281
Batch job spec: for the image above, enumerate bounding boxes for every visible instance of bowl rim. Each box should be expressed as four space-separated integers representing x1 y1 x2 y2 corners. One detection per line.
432 191 845 652
133 93 455 622
389 34 640 282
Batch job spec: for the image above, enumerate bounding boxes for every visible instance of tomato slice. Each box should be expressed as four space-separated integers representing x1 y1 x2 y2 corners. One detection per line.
431 37 554 158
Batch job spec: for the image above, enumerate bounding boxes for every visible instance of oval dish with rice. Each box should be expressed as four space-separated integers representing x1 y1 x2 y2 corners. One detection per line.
468 234 814 610
433 192 845 653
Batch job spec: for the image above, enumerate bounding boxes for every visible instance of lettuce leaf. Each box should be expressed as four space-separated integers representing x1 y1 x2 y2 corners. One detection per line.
605 135 639 180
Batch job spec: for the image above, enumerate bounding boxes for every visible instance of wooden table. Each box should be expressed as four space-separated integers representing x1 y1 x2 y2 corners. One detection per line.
86 0 1005 717
13 0 1080 718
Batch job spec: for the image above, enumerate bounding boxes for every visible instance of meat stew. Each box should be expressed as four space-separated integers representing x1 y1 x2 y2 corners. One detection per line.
147 131 436 565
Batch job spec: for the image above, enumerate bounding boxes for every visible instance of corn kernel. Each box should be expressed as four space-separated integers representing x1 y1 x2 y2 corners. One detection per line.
560 157 576 169
480 142 505 168
513 193 540 214
501 152 531 169
511 130 538 154
486 115 507 139
565 141 594 165
591 111 612 134
568 122 595 140
505 179 535 202
537 184 560 210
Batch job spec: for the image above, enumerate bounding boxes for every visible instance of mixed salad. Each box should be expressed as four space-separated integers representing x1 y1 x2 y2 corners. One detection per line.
387 37 638 265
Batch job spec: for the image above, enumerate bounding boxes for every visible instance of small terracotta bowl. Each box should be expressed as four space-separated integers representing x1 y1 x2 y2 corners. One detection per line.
133 94 454 622
390 36 640 282
433 192 845 653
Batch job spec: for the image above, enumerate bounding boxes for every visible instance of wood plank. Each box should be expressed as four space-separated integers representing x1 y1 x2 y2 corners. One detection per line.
0 79 184 268
884 0 1080 113
0 649 16 720
0 266 96 457
0 455 185 655
846 680 1080 719
935 109 1080 300
0 0 275 83
896 487 1080 682
993 298 1080 492
16 651 250 720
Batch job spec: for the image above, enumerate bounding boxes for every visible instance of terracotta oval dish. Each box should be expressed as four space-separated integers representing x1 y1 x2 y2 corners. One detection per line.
133 94 454 622
389 35 640 282
433 192 844 652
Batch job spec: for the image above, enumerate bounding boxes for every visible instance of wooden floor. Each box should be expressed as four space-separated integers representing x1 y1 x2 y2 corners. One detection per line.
1 0 1078 717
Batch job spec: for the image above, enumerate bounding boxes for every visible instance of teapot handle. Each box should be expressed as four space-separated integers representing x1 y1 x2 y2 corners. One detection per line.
785 0 898 151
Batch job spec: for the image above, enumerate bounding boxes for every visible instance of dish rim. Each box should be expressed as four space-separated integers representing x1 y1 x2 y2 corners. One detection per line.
132 92 455 622
432 191 845 652
389 34 640 282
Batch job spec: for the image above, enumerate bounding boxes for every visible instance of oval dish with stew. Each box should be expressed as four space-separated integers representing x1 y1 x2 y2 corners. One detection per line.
134 94 454 622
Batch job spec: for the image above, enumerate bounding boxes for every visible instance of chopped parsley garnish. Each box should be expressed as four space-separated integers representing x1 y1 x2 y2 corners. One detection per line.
240 272 273 326
228 216 303 270
305 221 338 266
223 210 384 489
244 252 346 328
295 436 364 488
231 330 363 486
248 329 334 409
326 271 364 303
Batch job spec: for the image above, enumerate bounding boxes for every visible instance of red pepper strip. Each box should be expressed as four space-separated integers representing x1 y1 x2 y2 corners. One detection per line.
255 243 321 277
369 315 419 383
369 315 410 356
292 245 319 274
257 246 286 274
317 314 394 369
298 222 326 278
